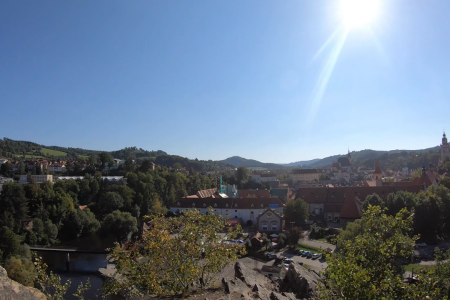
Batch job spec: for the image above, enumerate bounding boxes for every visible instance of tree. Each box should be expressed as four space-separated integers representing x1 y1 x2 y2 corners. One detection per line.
103 209 244 297
172 162 182 170
288 227 304 247
439 177 450 189
99 152 114 170
0 182 28 231
4 256 36 287
318 206 419 299
98 192 124 215
361 193 384 211
236 167 249 188
0 226 21 260
283 198 309 224
100 210 138 243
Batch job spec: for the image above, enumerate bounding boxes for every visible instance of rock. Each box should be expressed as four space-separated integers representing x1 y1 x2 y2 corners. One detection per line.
222 277 252 297
280 264 320 299
0 266 46 300
251 284 272 300
269 291 297 300
234 262 272 289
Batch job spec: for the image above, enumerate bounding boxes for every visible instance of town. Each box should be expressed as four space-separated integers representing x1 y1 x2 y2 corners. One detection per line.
1 133 450 299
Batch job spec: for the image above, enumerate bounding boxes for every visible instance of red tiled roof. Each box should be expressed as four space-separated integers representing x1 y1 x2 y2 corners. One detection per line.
331 163 341 169
340 193 362 219
337 157 352 167
239 190 271 198
374 161 382 174
196 188 217 198
174 197 285 210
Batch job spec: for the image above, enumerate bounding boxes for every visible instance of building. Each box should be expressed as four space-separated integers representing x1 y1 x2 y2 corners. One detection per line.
270 188 290 202
170 197 285 225
296 184 425 226
18 174 53 184
439 132 450 167
251 173 278 183
289 169 320 183
373 161 383 180
47 162 66 173
239 189 271 198
256 208 284 232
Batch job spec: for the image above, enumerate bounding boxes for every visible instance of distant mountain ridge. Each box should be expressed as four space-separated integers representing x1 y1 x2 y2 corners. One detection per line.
219 156 284 170
280 159 321 167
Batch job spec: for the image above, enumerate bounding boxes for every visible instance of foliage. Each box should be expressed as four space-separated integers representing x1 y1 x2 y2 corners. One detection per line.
34 256 91 300
100 210 138 243
283 198 309 224
318 206 419 299
4 255 36 287
60 208 100 239
0 226 21 261
236 166 249 188
361 193 384 211
103 209 244 297
288 227 304 247
308 223 331 239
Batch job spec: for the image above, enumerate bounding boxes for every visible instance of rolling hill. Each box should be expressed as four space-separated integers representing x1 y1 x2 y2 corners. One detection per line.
280 159 321 167
220 156 284 170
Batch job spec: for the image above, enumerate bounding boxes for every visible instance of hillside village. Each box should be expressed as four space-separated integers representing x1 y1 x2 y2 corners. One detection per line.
1 133 450 299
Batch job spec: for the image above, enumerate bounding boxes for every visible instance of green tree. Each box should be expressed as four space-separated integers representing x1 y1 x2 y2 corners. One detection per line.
361 193 384 211
103 209 244 297
0 226 21 260
318 206 419 299
439 177 450 189
4 256 36 287
98 192 124 215
288 227 304 247
172 162 182 170
236 166 249 188
100 210 138 243
283 198 309 224
99 152 115 170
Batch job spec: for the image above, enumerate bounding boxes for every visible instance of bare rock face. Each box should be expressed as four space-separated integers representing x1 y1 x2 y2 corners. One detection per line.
0 266 46 300
234 261 273 289
222 277 252 298
280 263 320 299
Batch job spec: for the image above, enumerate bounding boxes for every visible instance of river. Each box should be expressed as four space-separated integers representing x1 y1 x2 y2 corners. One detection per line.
39 234 121 300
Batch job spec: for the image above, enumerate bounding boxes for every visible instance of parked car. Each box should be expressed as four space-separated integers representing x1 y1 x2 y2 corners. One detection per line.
312 253 320 260
236 240 244 243
297 261 304 265
283 258 294 263
265 253 277 260
306 252 312 258
417 243 427 247
292 249 300 255
301 251 308 257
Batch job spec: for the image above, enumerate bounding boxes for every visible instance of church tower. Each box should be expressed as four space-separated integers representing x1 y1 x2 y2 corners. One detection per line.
440 132 450 166
373 161 382 181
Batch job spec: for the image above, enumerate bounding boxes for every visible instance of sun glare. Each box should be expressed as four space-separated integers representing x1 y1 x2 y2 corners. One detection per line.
339 0 380 28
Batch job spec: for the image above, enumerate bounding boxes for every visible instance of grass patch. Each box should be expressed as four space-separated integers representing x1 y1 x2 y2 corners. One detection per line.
403 264 435 272
297 242 321 253
15 154 44 159
40 148 67 157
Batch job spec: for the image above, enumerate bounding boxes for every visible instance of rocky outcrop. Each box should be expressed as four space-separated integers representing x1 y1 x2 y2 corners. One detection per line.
0 266 46 300
280 263 320 299
234 261 273 289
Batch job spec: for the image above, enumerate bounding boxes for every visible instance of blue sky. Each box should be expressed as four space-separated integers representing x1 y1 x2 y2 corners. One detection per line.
1 0 449 163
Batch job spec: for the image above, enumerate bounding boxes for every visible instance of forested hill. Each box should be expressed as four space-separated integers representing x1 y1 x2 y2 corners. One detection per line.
220 156 284 170
0 138 233 172
308 146 441 170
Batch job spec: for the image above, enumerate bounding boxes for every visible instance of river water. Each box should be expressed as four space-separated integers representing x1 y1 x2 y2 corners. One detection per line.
39 234 121 300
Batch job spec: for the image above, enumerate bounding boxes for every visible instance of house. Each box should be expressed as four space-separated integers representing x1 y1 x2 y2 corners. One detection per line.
251 173 278 183
47 162 66 173
170 197 285 225
18 175 53 184
239 189 271 198
256 208 284 232
296 185 425 226
289 169 320 183
261 265 284 279
270 188 290 202
337 157 353 173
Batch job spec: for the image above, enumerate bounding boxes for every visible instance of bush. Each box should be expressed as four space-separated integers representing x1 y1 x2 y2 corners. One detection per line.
246 220 253 226
309 223 330 239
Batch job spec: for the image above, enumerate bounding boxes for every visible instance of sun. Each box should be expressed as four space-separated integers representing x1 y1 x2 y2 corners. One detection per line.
339 0 380 28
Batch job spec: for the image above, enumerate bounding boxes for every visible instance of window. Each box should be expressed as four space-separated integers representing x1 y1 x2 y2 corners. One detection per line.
214 203 217 207
177 202 180 206
235 204 238 207
192 203 195 207
226 204 228 207
267 213 272 219
271 221 278 231
262 221 268 231
203 204 206 207
261 204 264 207
235 210 237 212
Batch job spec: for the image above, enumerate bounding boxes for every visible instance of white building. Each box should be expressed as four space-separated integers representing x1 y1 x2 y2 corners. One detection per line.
251 174 278 183
170 197 285 225
18 175 53 184
289 169 320 183
0 176 14 192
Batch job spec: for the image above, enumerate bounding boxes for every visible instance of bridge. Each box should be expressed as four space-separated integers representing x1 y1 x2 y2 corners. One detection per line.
30 247 109 271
